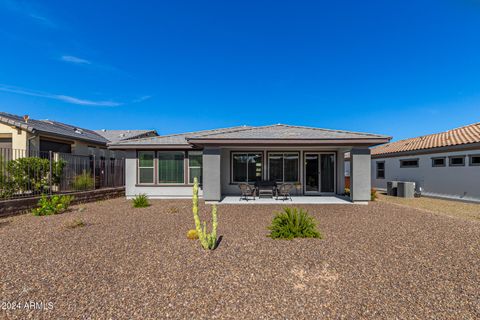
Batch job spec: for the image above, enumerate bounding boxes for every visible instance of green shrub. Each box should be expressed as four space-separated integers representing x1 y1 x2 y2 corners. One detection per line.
371 188 378 201
1 157 65 198
32 194 74 216
132 194 149 208
72 170 94 190
268 207 322 240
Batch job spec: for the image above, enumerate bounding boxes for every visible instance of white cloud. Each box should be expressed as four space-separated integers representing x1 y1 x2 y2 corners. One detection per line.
133 95 152 103
0 84 122 107
61 55 91 65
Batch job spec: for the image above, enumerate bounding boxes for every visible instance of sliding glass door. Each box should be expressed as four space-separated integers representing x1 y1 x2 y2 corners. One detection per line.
304 152 335 195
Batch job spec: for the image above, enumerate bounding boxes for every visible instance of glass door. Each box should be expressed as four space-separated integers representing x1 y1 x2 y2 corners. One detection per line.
304 152 336 195
304 153 320 194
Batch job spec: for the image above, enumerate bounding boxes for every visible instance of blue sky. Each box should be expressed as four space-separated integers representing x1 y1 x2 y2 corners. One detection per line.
0 0 479 140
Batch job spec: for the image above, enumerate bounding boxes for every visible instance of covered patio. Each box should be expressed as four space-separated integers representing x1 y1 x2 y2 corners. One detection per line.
216 195 352 205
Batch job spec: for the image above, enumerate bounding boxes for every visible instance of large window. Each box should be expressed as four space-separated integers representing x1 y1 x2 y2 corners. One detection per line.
138 151 155 184
188 152 203 184
268 152 299 182
376 161 385 179
158 152 185 184
232 152 262 183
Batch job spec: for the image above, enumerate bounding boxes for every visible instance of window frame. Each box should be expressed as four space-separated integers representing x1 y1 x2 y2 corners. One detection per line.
376 161 385 179
449 155 466 167
157 151 186 185
431 157 446 167
137 150 156 185
267 152 300 183
400 158 419 168
469 154 480 166
230 151 264 184
188 151 203 185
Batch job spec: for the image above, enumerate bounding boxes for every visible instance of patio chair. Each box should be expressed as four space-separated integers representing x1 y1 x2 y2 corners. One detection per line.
276 183 294 201
238 183 256 201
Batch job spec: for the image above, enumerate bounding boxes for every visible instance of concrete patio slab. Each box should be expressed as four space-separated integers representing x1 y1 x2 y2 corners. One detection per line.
216 196 352 205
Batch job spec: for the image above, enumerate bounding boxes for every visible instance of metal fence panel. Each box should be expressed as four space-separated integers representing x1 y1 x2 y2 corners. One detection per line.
0 148 125 200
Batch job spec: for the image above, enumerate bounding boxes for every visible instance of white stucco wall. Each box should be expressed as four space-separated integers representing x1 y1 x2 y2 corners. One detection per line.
371 149 480 202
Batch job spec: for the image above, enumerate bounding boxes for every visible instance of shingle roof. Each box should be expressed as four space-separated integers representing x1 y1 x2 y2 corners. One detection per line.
187 124 390 140
0 112 108 145
372 122 480 156
94 129 158 142
109 125 253 146
110 124 390 147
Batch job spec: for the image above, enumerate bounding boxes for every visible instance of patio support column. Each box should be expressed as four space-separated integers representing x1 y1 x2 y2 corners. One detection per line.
350 148 371 203
336 150 346 195
203 147 222 201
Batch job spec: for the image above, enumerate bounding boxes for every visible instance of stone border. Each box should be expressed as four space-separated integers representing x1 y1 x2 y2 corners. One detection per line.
0 187 125 217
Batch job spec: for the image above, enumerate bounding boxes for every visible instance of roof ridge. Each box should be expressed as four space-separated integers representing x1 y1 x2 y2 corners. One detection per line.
112 125 253 144
271 123 389 138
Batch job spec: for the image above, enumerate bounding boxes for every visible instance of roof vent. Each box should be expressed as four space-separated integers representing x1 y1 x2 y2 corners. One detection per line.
23 115 29 123
101 129 106 132
74 128 83 134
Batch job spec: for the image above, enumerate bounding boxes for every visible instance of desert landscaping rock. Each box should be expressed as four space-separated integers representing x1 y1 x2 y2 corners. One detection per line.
0 198 479 319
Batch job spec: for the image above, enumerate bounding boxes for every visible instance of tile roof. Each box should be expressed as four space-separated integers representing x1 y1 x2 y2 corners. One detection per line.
0 112 108 145
110 124 390 147
187 124 390 140
372 122 480 156
109 126 253 146
94 129 158 142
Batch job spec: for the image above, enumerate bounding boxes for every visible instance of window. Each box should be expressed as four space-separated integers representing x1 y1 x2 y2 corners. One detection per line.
449 155 465 167
232 152 262 183
376 161 385 179
400 159 419 168
138 151 155 184
188 152 203 184
431 157 446 167
158 152 185 184
268 152 299 183
470 154 480 166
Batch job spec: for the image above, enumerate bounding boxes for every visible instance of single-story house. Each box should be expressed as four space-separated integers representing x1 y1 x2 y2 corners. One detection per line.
109 124 391 203
0 112 157 159
371 122 480 202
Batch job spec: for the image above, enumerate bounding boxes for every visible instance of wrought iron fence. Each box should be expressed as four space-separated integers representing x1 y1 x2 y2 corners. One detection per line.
0 148 125 200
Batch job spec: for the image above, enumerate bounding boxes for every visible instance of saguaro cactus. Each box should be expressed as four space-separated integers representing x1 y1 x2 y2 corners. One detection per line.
192 177 218 250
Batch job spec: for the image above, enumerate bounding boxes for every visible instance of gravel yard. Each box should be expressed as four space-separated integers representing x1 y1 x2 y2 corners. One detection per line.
377 193 480 222
1 198 479 319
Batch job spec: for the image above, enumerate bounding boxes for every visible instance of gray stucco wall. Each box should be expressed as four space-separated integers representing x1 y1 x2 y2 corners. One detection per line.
350 148 371 202
371 149 480 202
203 147 222 201
124 150 202 199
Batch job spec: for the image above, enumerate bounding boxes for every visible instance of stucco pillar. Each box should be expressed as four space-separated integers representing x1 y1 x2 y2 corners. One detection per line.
336 150 346 195
350 148 371 202
125 150 137 198
202 147 222 201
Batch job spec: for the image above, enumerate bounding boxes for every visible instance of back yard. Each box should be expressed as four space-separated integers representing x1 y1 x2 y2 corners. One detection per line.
1 198 479 319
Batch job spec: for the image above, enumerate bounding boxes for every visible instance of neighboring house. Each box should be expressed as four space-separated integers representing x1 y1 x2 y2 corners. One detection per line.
371 122 480 202
0 112 157 159
109 124 390 202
